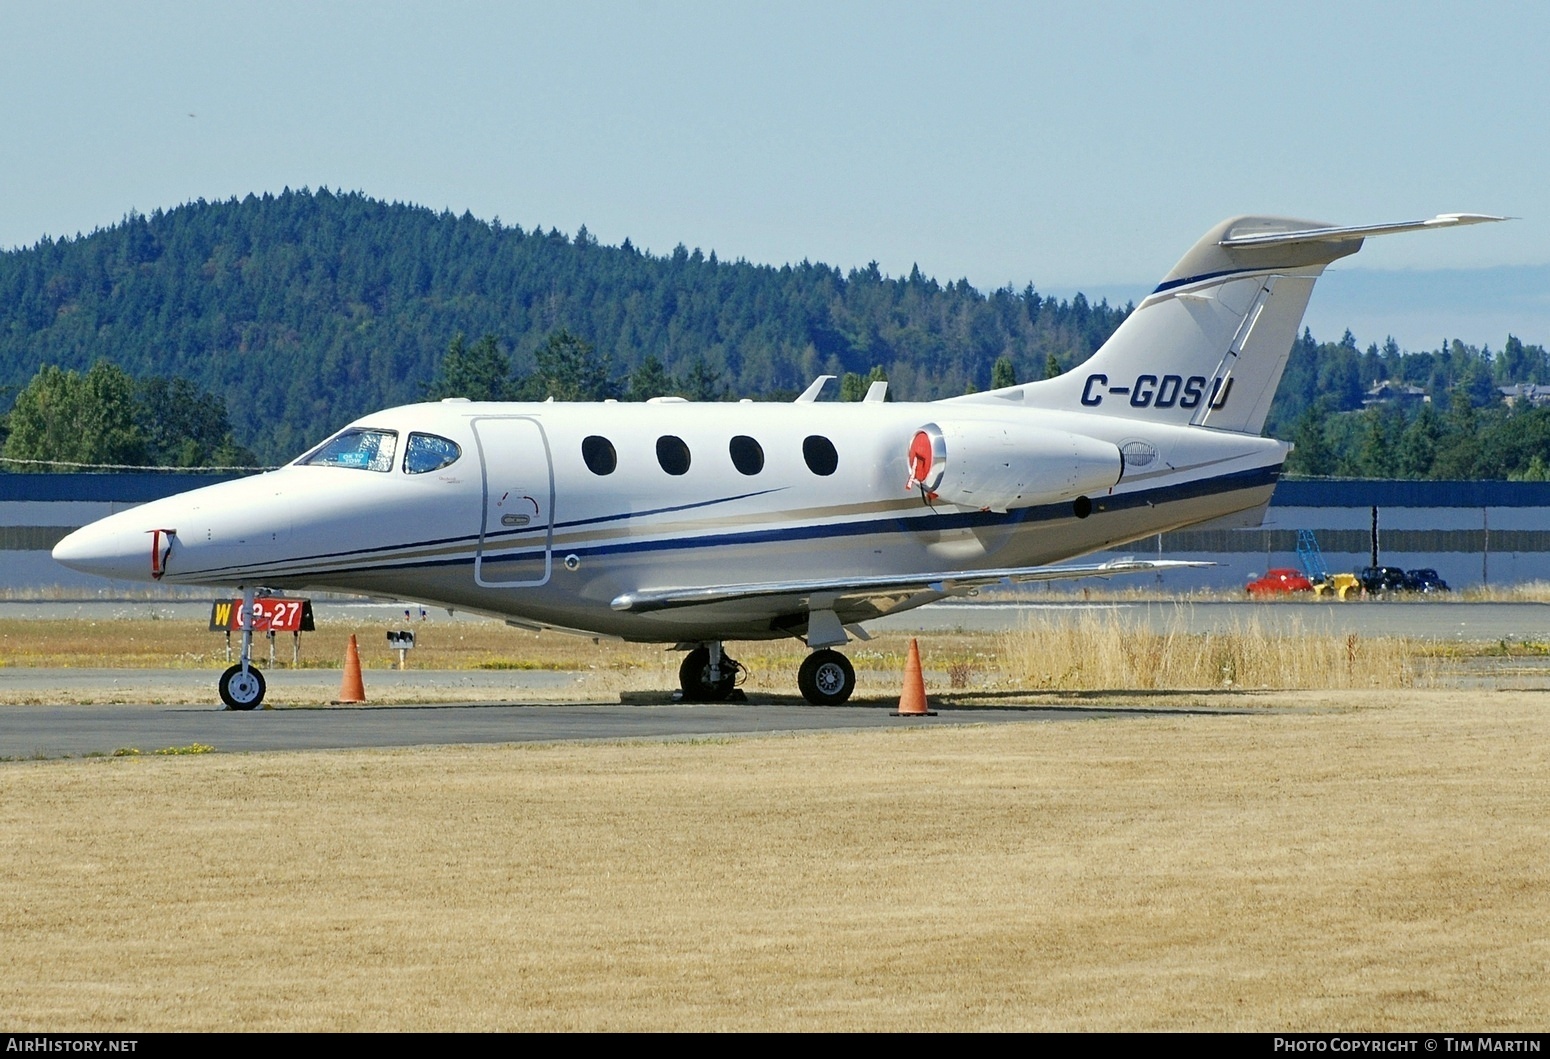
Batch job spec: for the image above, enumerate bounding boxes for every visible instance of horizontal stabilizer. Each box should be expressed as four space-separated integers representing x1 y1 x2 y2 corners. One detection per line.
1219 213 1506 249
611 558 1211 614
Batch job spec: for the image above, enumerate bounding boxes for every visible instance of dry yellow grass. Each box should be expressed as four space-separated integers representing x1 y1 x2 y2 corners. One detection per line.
1458 580 1550 603
998 611 1433 690
0 616 960 672
0 613 1435 690
0 690 1545 1031
0 616 669 671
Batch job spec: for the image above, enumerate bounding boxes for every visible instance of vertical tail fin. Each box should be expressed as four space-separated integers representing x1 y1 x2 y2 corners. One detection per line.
986 213 1504 435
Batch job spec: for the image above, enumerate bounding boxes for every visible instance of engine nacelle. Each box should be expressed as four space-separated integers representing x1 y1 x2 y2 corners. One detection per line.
906 420 1123 511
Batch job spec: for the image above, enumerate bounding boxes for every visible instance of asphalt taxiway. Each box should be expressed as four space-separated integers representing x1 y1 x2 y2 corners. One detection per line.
0 698 1183 759
5 597 1546 758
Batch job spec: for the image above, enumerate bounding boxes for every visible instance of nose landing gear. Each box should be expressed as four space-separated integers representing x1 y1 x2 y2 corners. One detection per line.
219 664 266 710
219 585 266 710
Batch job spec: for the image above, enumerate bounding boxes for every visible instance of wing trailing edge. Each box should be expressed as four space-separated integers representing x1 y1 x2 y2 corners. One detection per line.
610 558 1212 614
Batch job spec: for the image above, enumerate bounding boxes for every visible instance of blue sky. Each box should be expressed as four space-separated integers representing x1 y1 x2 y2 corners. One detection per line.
3 1 1544 349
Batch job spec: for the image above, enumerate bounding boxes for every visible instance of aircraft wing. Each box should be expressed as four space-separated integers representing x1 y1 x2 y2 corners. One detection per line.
610 558 1211 614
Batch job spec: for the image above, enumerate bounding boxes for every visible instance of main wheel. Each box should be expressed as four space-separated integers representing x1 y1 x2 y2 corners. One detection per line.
219 664 266 710
798 649 855 706
678 648 739 701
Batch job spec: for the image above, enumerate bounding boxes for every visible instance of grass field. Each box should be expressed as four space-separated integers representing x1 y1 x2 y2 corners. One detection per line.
0 690 1545 1030
0 609 1461 699
1 614 1546 1029
0 604 1527 706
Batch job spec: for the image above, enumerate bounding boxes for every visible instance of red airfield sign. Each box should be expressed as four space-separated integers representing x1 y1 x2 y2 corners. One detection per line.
209 598 315 633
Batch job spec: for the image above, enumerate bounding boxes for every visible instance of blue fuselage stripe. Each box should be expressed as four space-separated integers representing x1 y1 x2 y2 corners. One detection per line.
1151 266 1260 295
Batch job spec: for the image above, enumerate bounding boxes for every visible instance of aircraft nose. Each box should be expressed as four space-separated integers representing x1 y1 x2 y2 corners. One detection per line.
52 520 158 581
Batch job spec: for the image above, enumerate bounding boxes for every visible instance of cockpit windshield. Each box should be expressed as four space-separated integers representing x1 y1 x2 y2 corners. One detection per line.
298 428 398 472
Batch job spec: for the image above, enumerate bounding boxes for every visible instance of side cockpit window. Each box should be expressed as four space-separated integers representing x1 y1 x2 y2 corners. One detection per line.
404 433 462 474
299 428 399 472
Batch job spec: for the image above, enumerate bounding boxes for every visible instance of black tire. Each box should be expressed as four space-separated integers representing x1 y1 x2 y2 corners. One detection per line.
678 648 738 702
219 664 266 710
798 649 855 706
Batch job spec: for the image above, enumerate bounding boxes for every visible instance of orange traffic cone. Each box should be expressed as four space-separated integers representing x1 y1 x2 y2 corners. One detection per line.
892 638 936 717
334 634 366 704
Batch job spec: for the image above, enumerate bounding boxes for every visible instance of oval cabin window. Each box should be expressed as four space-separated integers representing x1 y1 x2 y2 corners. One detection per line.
729 435 764 475
656 435 691 476
802 435 838 476
582 435 617 476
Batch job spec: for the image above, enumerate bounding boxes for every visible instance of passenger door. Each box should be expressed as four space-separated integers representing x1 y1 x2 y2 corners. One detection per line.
471 417 555 587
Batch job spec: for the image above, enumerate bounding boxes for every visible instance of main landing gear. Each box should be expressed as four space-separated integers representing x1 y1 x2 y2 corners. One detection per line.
678 642 858 706
219 585 266 710
798 649 855 706
678 643 745 701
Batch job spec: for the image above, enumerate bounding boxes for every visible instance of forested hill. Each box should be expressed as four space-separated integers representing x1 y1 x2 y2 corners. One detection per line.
0 189 1128 463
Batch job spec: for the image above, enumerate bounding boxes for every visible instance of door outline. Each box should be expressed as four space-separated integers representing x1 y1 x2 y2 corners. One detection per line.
471 416 555 587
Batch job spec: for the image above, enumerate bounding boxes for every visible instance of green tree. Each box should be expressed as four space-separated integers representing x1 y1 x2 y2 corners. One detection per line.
1044 353 1061 380
626 355 676 401
426 333 514 401
679 358 723 402
1356 406 1399 478
1285 398 1335 476
991 355 1016 389
137 375 255 467
1431 384 1482 478
1394 403 1441 478
2 361 145 471
522 330 615 401
1510 454 1550 481
1318 342 1365 411
1497 335 1540 382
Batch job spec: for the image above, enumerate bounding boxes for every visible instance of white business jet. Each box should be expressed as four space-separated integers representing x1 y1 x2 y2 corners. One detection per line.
53 213 1501 709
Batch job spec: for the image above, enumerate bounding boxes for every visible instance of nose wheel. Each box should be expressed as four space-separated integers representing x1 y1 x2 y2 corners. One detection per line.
219 664 266 710
798 649 855 706
218 585 267 710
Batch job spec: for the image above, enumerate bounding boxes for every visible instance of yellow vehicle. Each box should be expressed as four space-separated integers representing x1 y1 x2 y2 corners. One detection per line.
1313 572 1360 599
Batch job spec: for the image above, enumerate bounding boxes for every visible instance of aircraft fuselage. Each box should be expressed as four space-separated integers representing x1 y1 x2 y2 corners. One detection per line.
54 396 1283 642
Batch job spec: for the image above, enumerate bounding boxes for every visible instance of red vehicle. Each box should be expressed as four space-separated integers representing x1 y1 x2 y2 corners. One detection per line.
1246 568 1314 595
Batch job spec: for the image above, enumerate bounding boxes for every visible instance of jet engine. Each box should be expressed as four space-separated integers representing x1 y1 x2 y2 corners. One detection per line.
906 421 1123 511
